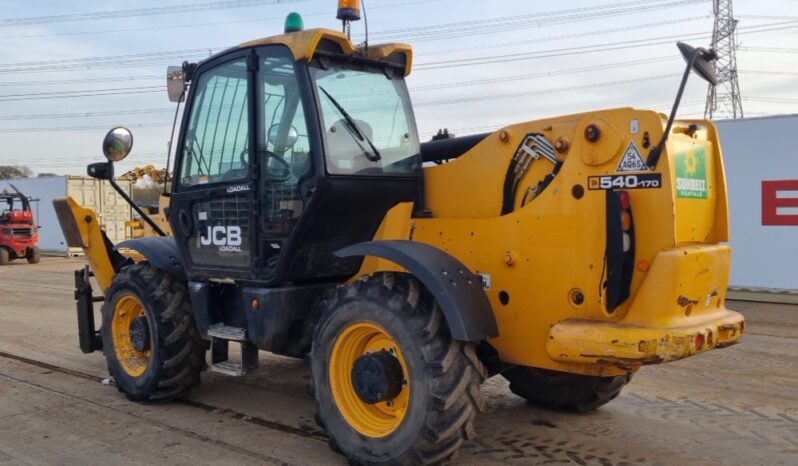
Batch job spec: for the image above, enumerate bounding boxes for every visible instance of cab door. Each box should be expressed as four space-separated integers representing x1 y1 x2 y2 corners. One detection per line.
253 46 316 277
171 52 257 279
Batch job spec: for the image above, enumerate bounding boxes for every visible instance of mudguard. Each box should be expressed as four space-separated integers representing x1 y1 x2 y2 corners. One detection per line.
117 236 186 280
335 240 499 342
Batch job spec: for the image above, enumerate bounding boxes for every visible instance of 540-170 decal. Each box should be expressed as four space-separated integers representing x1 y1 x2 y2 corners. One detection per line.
588 173 662 190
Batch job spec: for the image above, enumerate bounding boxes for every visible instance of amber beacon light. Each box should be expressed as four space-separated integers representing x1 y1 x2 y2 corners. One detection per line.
337 0 361 21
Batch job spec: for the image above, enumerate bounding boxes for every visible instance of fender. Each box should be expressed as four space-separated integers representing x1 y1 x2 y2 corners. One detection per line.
117 236 186 280
335 240 498 342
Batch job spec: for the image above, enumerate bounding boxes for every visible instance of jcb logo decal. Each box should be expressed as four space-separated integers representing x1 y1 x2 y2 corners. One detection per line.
200 226 242 252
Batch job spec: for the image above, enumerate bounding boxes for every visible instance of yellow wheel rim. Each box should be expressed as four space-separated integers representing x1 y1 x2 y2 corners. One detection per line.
111 294 151 377
329 322 410 438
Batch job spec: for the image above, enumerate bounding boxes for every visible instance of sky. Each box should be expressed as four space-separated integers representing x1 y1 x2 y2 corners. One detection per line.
0 0 796 176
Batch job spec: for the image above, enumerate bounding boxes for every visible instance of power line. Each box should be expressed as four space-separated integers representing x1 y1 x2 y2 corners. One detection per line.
744 96 798 104
415 17 708 57
365 0 709 43
0 1 425 40
0 0 308 27
0 86 164 102
415 74 681 108
412 57 678 92
0 108 173 121
0 75 160 87
0 122 171 133
413 18 798 71
740 46 798 53
739 69 798 76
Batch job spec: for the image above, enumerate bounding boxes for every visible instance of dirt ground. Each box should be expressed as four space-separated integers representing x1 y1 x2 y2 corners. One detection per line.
0 257 796 466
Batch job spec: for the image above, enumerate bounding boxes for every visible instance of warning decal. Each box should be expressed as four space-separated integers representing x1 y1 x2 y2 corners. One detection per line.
616 140 648 172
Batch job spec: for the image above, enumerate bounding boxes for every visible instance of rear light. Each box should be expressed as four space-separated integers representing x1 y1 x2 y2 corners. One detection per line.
604 190 635 313
618 190 631 210
619 191 632 252
620 211 631 231
694 333 705 349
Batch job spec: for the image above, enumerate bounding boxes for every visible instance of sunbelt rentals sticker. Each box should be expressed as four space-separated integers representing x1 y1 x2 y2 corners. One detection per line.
675 147 708 199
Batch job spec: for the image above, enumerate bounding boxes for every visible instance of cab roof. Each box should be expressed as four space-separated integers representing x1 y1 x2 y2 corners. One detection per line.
237 28 413 77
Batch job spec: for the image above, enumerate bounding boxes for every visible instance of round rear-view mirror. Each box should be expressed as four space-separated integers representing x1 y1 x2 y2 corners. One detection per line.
677 42 718 86
102 127 134 162
267 124 299 152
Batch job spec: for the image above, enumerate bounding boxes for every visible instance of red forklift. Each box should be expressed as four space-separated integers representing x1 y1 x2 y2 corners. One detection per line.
0 184 40 265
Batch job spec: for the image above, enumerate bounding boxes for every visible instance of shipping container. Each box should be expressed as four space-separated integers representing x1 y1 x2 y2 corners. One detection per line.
716 114 798 293
0 176 132 255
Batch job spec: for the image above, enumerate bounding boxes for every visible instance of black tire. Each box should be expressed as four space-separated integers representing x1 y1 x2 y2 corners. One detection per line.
0 247 8 265
26 246 41 264
502 366 631 412
101 262 206 402
310 273 487 466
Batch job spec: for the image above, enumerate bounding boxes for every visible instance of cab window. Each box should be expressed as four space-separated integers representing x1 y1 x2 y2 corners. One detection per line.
309 61 420 176
180 58 250 186
257 49 313 251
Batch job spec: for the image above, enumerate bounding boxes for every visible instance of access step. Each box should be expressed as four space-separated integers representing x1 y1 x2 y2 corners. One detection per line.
207 324 247 341
208 328 258 377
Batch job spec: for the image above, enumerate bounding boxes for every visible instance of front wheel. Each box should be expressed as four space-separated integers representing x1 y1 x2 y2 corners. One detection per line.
101 262 206 401
26 246 41 264
502 366 631 412
310 273 486 465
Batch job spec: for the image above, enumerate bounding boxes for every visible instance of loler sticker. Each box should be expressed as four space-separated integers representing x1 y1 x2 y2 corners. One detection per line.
616 140 648 172
675 147 708 199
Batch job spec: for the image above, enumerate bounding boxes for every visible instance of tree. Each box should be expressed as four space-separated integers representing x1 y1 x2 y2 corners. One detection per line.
0 165 33 180
37 172 58 178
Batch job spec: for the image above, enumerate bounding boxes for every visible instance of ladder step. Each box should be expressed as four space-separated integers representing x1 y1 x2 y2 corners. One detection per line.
207 324 247 341
210 360 247 377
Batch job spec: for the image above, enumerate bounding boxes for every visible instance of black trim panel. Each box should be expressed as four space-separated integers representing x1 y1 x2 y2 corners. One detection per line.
117 237 185 279
335 240 498 342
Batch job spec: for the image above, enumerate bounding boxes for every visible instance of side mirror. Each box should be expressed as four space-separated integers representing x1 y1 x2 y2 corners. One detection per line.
646 42 718 170
87 162 114 180
102 127 133 162
267 124 299 152
677 42 718 86
167 66 186 103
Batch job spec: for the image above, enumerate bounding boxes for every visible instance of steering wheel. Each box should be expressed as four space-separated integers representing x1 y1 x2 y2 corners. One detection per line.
259 149 292 182
237 149 292 182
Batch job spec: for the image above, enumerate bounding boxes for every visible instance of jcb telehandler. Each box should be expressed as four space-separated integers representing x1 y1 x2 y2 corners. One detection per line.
54 3 744 464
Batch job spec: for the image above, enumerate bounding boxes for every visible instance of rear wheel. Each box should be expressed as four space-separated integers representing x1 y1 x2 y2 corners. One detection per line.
502 366 631 412
0 248 8 265
101 262 206 401
26 246 41 264
310 273 486 465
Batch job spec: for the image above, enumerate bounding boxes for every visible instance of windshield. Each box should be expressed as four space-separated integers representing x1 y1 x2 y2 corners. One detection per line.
310 61 420 176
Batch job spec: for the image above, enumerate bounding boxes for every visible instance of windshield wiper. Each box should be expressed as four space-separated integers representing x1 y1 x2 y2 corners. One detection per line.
318 85 381 162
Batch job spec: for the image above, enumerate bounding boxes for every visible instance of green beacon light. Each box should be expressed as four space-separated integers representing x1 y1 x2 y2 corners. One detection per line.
285 12 303 33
